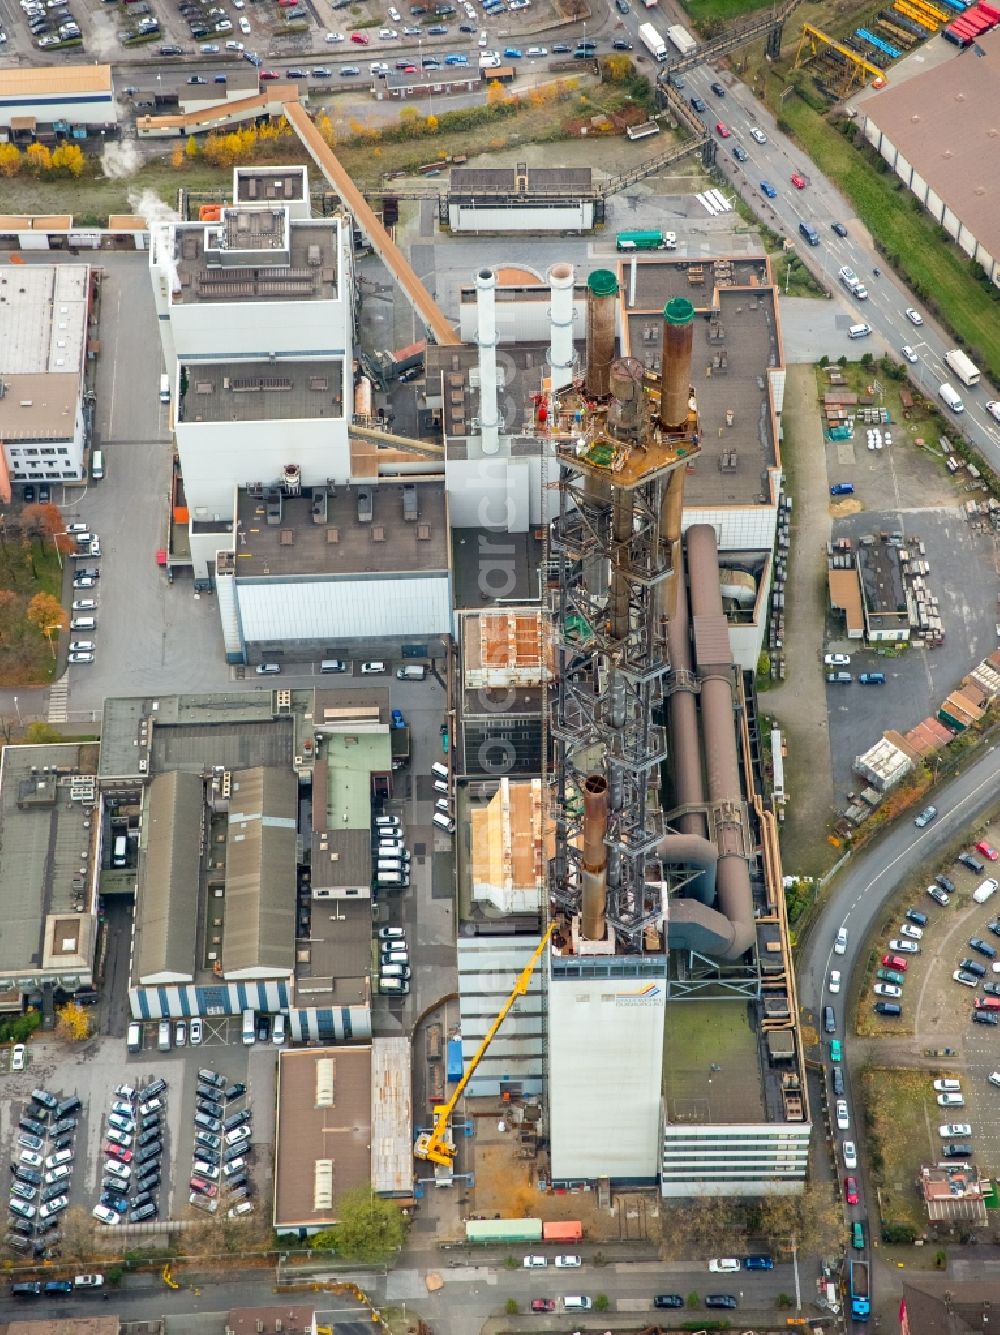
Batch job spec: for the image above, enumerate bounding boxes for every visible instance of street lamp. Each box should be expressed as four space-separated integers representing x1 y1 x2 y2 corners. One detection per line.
13 696 20 726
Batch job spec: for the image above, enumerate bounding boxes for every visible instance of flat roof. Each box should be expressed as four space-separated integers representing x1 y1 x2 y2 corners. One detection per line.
427 341 553 440
311 827 371 890
235 166 308 204
663 999 765 1124
829 567 864 636
858 540 908 623
234 482 448 579
293 894 371 1009
628 255 771 309
0 372 78 441
862 28 1000 264
461 608 553 688
178 359 345 425
370 1036 414 1195
134 770 201 984
319 727 392 831
626 288 779 508
452 527 544 609
227 1307 316 1335
171 212 338 305
223 766 297 976
0 264 87 376
274 1045 373 1229
0 742 100 980
450 165 593 195
0 66 113 97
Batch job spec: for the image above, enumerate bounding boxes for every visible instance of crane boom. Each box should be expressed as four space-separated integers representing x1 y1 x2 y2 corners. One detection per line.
414 922 556 1166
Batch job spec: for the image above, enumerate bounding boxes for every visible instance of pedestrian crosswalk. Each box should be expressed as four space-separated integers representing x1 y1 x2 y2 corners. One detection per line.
47 679 69 724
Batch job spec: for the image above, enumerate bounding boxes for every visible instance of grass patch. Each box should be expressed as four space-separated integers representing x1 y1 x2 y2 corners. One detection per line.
773 249 827 298
682 0 773 26
859 1066 933 1236
776 93 1000 384
0 538 64 687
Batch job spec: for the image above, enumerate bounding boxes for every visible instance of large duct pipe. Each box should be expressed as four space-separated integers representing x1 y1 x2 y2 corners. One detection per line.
609 489 633 643
581 773 609 942
664 538 707 842
686 523 755 961
547 262 575 393
475 267 500 455
584 269 618 399
659 296 695 432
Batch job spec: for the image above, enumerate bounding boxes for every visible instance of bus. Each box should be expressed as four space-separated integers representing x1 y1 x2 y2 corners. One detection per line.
615 229 673 252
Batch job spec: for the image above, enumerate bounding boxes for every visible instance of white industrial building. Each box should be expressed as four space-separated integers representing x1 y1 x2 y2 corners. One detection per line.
446 165 599 234
0 67 117 139
148 166 354 582
0 264 89 491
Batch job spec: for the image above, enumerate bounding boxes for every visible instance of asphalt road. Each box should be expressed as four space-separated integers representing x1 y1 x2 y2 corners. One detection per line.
795 740 1000 1325
676 63 1000 473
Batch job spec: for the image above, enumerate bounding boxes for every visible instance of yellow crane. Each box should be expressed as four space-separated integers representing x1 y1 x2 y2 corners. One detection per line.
414 921 557 1167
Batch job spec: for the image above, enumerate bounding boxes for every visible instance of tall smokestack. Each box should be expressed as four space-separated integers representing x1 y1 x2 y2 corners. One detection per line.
547 262 575 392
659 296 695 431
475 267 500 455
581 773 608 942
584 269 618 399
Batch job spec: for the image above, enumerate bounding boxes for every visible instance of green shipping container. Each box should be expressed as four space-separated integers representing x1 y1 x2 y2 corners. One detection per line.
465 1217 543 1244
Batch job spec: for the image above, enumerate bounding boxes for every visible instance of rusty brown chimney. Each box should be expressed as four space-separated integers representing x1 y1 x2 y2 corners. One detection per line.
580 773 609 942
584 269 618 399
659 296 695 431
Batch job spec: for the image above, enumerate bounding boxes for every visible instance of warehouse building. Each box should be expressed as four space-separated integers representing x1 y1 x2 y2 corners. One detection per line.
0 742 101 1016
859 29 1000 287
215 478 452 666
0 67 117 140
446 165 600 233
0 264 90 493
273 1039 412 1235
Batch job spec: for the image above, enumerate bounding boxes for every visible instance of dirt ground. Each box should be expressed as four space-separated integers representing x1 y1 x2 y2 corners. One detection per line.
469 1112 659 1244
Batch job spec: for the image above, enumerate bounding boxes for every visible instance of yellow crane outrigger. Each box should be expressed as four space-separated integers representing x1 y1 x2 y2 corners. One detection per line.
414 921 557 1167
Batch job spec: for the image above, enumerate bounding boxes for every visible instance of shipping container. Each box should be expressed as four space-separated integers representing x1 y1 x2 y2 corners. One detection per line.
447 1037 464 1082
465 1217 543 1244
542 1220 583 1242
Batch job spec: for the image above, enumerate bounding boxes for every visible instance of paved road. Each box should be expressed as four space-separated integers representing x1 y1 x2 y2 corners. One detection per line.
794 740 1000 1325
677 63 1000 473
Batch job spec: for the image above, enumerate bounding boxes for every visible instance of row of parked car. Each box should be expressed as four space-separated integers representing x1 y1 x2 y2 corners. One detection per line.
19 0 80 48
92 1076 167 1226
187 1068 254 1218
7 1088 82 1257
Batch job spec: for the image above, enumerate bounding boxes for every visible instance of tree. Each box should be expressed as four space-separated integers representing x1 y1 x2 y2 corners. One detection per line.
22 721 64 744
22 502 72 551
504 1297 519 1314
602 54 634 83
757 1186 844 1257
185 134 200 159
51 143 85 178
60 1206 102 1264
170 143 185 169
594 1294 610 1311
0 144 22 177
25 143 51 175
314 1186 407 1264
55 1001 90 1043
26 592 67 656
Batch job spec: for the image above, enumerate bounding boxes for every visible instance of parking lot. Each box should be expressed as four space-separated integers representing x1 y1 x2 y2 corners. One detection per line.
821 378 1000 796
3 1023 275 1258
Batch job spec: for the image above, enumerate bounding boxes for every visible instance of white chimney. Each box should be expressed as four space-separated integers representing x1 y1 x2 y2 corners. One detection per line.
547 262 575 392
475 267 500 456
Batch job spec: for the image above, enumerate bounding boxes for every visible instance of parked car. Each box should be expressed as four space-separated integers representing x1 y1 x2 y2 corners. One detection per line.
915 805 938 828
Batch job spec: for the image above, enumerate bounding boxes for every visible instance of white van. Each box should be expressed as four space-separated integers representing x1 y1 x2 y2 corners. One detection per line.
396 665 426 680
271 1014 286 1045
159 374 170 404
435 798 451 815
157 1020 171 1052
127 1022 142 1053
91 449 104 480
379 977 409 995
112 834 127 868
431 762 449 781
848 323 872 339
377 872 409 889
70 616 96 632
433 779 450 794
241 1009 255 1046
974 878 999 904
939 382 965 413
433 812 455 834
563 1297 592 1312
374 815 401 830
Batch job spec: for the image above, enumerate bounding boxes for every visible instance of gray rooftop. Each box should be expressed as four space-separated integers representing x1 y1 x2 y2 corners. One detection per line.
233 481 449 579
452 527 544 609
858 540 908 626
450 165 593 197
0 742 99 980
627 287 779 508
427 341 557 441
178 359 346 425
630 255 771 310
235 166 308 204
171 213 338 305
223 766 298 976
311 827 372 892
99 692 306 780
135 769 202 984
293 894 371 1009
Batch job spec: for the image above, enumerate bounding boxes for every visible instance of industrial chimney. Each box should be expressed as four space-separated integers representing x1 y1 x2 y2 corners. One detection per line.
659 296 695 432
584 269 618 399
475 267 500 455
581 773 609 942
547 262 575 392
